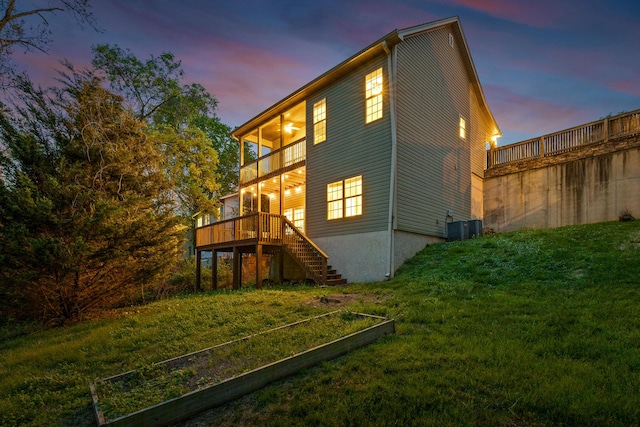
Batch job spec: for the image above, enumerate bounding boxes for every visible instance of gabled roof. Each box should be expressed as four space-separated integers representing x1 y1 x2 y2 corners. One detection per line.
232 16 500 139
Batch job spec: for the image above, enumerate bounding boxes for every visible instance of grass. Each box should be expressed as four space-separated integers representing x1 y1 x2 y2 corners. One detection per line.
94 311 382 421
1 220 640 426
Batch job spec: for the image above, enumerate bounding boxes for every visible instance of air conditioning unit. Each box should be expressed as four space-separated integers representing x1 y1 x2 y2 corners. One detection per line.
468 219 483 238
447 220 468 241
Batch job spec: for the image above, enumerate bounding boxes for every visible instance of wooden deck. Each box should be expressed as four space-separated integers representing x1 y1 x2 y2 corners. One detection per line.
195 213 329 289
487 109 640 168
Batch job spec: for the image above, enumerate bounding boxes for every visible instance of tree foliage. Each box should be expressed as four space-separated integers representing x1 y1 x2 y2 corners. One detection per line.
0 74 182 323
92 44 240 205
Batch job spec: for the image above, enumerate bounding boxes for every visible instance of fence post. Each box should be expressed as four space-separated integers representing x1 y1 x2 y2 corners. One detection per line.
539 136 545 158
603 118 609 143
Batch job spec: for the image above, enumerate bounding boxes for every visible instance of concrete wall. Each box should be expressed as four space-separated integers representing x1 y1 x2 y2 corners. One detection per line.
313 231 389 283
393 230 442 273
484 143 640 232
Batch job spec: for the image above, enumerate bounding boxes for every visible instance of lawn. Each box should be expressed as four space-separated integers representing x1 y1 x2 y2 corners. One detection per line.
1 221 639 426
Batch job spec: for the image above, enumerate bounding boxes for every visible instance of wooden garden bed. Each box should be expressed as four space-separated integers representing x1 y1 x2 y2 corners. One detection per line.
90 311 394 427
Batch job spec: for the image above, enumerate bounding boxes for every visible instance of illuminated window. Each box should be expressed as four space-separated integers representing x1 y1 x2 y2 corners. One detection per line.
284 208 305 232
365 68 383 123
327 176 363 220
327 181 343 220
293 207 304 232
459 116 466 139
313 99 326 144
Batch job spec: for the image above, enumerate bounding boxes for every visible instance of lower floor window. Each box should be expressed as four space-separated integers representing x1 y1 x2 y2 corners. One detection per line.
327 175 363 220
284 207 305 232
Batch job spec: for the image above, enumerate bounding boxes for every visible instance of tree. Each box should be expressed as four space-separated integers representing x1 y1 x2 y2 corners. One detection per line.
0 73 182 323
0 0 96 82
91 45 238 216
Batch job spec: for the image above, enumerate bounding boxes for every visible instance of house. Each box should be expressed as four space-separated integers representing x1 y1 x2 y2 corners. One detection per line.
195 16 500 288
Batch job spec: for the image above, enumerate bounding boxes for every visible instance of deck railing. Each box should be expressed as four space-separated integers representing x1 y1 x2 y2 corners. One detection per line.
240 137 306 185
488 109 640 168
195 212 328 284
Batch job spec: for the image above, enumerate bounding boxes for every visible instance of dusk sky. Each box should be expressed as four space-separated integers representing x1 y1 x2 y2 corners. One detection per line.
11 0 640 145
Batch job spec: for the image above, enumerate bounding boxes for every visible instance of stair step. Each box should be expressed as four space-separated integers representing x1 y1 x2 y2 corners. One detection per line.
326 278 347 286
327 273 342 280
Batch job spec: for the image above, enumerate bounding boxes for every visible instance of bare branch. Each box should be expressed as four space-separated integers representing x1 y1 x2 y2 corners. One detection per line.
1 0 97 80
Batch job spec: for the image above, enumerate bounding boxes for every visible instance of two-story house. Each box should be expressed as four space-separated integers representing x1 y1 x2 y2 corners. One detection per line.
195 16 500 288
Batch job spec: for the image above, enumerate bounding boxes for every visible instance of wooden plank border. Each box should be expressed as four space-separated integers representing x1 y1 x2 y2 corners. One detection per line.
90 312 394 427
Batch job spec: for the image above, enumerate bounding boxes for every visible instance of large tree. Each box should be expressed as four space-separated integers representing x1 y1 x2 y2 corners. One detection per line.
0 73 182 323
91 45 240 207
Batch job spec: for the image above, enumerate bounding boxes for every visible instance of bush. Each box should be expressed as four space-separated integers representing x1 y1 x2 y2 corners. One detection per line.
619 209 635 222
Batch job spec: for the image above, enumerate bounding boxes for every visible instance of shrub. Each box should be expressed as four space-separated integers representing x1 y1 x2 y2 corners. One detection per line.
619 209 635 222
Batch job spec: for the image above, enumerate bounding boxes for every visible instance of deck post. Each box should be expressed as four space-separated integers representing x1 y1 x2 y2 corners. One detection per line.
603 118 609 143
232 247 241 290
212 250 218 290
278 249 284 283
195 249 202 292
256 244 262 289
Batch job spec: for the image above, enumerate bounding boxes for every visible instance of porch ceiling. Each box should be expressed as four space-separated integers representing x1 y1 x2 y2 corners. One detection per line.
247 167 306 195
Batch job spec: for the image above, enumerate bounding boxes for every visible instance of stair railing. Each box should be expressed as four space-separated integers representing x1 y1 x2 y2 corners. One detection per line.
279 216 328 285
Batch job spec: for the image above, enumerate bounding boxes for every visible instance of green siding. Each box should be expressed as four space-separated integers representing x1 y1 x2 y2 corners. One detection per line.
395 25 482 238
306 55 392 239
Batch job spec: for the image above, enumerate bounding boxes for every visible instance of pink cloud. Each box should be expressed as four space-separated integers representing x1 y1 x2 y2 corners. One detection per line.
608 80 640 98
485 83 596 137
185 39 320 127
434 0 567 28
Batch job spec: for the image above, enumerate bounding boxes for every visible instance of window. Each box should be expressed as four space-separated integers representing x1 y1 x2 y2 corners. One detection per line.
327 182 343 220
313 99 326 144
284 207 305 232
365 68 383 123
459 116 466 139
293 207 304 232
327 176 363 220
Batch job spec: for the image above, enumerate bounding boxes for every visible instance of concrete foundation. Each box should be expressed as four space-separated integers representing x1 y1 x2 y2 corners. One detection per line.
312 231 389 283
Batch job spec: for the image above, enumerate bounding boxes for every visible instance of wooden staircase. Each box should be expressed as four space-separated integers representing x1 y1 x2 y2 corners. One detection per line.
280 217 347 285
326 265 347 286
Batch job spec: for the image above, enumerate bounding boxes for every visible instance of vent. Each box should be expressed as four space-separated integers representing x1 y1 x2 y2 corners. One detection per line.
448 33 454 48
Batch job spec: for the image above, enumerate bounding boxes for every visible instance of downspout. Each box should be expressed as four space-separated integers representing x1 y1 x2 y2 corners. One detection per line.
383 39 398 279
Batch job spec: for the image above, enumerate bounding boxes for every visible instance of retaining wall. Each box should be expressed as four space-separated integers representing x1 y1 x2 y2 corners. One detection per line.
483 135 640 232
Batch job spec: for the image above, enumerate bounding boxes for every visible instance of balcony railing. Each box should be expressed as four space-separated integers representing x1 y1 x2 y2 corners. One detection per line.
196 212 328 284
240 137 306 185
487 109 640 168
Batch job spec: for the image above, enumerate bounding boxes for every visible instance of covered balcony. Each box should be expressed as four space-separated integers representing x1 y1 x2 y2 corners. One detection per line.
240 137 306 185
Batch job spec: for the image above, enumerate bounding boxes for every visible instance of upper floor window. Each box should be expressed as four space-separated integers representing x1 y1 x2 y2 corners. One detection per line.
459 116 466 139
313 99 326 144
327 175 363 220
365 68 383 123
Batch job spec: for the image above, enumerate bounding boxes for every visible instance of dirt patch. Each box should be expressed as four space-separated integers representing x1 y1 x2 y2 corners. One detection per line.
305 293 387 308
